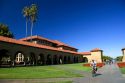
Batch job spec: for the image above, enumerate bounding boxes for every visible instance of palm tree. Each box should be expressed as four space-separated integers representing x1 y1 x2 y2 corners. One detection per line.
29 4 38 41
22 6 30 38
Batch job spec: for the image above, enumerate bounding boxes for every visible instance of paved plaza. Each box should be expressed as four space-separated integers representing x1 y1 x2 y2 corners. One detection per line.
73 64 125 83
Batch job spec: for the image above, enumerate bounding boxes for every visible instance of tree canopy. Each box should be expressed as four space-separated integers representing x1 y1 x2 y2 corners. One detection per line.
102 55 113 62
115 56 123 61
22 4 38 39
29 4 38 23
0 23 14 38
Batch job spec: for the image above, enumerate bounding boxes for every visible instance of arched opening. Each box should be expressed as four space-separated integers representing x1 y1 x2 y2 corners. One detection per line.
46 54 52 65
68 56 70 64
64 56 67 64
53 55 58 65
82 57 88 63
38 53 45 65
0 49 11 66
15 52 25 65
29 53 36 65
75 56 78 63
76 56 78 63
73 56 76 63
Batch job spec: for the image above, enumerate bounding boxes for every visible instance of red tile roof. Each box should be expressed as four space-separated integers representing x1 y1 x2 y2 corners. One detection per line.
19 35 56 44
52 40 78 50
20 35 77 50
91 48 102 52
52 40 65 46
0 36 80 55
79 52 91 55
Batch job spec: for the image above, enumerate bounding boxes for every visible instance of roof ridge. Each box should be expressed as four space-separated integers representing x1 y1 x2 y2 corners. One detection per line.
19 35 77 50
53 40 77 49
79 52 91 55
91 48 102 52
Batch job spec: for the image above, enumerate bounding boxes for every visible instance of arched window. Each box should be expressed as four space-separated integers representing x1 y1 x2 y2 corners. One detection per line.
15 53 24 63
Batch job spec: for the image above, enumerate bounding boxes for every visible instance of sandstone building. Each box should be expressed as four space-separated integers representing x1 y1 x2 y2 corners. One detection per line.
80 48 103 63
0 36 84 66
122 48 125 62
0 35 103 67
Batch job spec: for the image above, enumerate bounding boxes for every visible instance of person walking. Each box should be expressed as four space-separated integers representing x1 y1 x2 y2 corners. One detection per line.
90 60 97 77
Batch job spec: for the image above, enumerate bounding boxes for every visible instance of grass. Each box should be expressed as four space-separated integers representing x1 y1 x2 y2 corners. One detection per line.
55 63 91 71
28 81 73 83
24 81 73 83
46 81 72 83
0 63 90 79
119 67 125 74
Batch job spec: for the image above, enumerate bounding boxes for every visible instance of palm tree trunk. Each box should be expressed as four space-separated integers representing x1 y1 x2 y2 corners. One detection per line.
25 18 28 38
30 21 33 42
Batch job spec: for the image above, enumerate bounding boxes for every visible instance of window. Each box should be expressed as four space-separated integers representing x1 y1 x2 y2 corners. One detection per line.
15 53 24 62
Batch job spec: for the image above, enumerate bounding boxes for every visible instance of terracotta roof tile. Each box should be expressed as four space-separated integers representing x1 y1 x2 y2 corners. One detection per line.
20 35 78 50
52 40 65 46
79 52 91 55
19 35 56 44
91 48 102 52
0 36 80 55
53 40 78 50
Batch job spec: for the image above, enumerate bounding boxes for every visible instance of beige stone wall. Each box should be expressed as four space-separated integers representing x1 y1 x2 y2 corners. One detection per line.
83 51 102 63
122 50 125 62
122 56 125 62
91 51 102 63
83 55 91 63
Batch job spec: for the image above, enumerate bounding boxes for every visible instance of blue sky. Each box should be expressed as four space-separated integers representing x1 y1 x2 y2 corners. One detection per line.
1 0 125 58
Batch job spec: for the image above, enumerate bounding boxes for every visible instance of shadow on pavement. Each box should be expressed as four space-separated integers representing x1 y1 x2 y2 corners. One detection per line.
95 73 102 77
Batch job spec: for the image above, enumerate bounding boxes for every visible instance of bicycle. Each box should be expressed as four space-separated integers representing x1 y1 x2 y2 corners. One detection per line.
92 67 97 77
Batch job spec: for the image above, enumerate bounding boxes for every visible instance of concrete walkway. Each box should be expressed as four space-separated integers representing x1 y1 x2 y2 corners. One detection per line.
0 64 125 83
73 64 125 83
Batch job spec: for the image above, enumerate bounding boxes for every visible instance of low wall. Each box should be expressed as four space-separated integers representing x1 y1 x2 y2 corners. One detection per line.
117 62 125 68
83 63 105 68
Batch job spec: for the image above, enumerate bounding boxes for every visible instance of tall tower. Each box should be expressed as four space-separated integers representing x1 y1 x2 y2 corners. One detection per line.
90 48 103 63
122 48 125 62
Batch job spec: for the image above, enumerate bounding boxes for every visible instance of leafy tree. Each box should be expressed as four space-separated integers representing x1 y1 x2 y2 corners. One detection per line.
115 56 123 61
102 55 113 62
0 49 9 64
0 23 14 38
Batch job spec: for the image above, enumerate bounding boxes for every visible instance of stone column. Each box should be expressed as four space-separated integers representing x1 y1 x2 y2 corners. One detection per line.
62 55 64 64
23 52 27 66
10 52 15 67
56 55 59 64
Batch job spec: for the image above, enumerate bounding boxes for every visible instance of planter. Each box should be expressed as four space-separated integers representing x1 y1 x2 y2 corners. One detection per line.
117 62 125 68
83 63 105 68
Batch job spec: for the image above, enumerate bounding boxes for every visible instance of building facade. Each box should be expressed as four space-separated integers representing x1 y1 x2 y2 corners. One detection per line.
122 48 125 62
80 48 103 63
0 36 84 67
